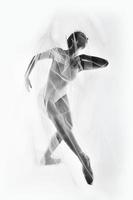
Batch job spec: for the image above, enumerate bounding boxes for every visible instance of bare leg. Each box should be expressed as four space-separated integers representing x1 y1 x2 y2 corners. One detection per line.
47 95 82 156
52 113 83 158
45 132 62 158
46 96 93 184
43 96 72 164
42 132 62 165
51 107 93 184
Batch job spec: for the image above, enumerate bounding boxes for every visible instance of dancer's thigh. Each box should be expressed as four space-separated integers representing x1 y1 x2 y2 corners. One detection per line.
46 95 73 130
55 95 73 129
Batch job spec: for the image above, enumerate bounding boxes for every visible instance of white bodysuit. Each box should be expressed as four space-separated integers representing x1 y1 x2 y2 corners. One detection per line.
44 48 79 105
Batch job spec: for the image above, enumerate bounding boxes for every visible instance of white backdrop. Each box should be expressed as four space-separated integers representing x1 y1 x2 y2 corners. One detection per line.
0 0 133 200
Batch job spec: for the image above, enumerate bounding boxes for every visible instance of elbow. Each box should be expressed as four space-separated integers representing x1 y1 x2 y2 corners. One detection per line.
103 59 109 67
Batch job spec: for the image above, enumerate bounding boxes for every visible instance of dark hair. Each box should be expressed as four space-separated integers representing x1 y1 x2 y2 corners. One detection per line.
67 31 88 50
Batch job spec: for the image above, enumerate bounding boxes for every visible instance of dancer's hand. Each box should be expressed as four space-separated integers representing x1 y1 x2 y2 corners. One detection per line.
25 76 32 92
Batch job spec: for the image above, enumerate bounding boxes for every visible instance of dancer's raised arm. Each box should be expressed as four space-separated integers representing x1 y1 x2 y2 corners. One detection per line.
77 54 108 71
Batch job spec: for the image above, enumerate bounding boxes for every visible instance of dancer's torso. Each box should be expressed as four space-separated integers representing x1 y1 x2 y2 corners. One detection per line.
44 48 79 103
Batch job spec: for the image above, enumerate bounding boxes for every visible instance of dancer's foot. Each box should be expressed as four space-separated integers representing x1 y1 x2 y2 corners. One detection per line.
81 153 94 185
40 155 61 165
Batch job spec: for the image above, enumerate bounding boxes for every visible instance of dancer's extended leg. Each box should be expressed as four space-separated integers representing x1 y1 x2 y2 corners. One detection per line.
46 96 94 184
52 108 94 184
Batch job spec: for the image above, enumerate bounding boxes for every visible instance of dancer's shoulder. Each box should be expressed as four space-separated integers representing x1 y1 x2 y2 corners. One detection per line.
50 47 63 54
50 47 67 63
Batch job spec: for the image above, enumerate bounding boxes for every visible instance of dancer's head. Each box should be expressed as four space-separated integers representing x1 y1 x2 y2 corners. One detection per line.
67 31 88 54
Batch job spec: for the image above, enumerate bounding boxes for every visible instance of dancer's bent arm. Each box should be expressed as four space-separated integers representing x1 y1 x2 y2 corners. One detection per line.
24 49 53 91
77 54 108 71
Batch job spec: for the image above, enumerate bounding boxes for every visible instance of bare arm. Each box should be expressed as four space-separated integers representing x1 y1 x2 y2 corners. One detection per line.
25 50 53 77
76 54 108 72
37 50 53 61
24 49 53 91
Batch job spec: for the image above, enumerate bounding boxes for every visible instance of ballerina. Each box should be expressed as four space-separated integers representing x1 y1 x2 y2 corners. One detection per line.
25 31 108 185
